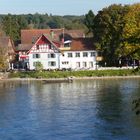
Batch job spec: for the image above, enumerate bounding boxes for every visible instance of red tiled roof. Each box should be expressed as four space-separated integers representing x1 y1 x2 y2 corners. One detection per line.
18 37 95 52
18 34 61 53
70 38 95 51
21 29 84 44
0 37 15 53
16 44 33 51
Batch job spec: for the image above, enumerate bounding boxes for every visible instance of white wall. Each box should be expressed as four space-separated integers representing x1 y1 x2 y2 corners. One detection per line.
59 51 97 70
28 52 60 70
28 44 60 70
27 44 97 70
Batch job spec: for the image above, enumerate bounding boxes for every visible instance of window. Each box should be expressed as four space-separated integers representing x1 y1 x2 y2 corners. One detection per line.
83 52 88 57
33 54 40 58
64 40 72 48
49 44 54 50
89 62 93 67
62 61 69 65
48 61 56 66
90 52 95 57
75 53 80 57
51 53 55 58
83 62 87 67
68 53 73 57
32 37 36 44
76 62 80 68
48 53 56 58
36 45 39 50
64 43 71 48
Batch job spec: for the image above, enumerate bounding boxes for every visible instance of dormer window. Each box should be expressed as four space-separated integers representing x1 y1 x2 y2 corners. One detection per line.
64 40 71 48
32 37 36 44
64 43 70 48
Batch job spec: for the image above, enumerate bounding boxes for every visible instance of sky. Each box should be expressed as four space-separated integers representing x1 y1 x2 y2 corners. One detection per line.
0 0 139 15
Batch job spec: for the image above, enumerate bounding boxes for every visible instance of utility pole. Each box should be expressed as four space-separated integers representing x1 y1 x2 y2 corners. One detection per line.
62 28 64 47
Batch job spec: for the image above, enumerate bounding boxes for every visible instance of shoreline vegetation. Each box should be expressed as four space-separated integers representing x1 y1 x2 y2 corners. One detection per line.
0 68 140 81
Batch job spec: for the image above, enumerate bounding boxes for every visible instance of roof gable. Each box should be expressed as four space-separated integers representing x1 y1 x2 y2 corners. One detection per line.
36 35 51 45
27 34 60 54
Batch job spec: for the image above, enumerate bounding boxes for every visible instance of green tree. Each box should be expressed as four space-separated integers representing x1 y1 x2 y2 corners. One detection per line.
84 10 95 34
2 14 20 41
85 4 140 66
17 15 28 30
0 13 86 42
122 3 140 60
92 4 129 66
35 61 43 71
48 16 64 28
0 23 5 36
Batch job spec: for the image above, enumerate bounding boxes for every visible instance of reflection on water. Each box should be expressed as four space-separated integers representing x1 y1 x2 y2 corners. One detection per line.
0 79 140 140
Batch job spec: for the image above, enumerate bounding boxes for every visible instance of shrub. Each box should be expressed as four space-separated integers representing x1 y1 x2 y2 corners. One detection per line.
8 69 140 78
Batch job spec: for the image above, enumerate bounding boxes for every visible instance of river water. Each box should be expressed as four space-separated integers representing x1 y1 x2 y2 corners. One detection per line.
0 78 140 140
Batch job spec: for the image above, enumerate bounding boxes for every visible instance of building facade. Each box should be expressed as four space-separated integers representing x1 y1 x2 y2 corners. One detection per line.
17 29 98 70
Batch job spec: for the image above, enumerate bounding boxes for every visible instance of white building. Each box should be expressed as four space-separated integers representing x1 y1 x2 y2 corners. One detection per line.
17 30 98 70
59 51 97 70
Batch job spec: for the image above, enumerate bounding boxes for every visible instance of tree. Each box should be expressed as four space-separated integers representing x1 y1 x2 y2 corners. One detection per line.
0 13 87 42
0 23 5 36
2 14 20 41
122 3 140 60
2 14 28 41
48 16 64 28
34 61 43 71
0 45 9 71
17 15 28 30
84 10 95 34
85 4 140 66
91 4 129 66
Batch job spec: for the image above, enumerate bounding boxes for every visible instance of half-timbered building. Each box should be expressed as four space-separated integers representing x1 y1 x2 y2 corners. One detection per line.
17 29 98 70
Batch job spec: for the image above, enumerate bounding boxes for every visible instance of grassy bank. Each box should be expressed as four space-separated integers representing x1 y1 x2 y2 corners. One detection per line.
8 68 140 79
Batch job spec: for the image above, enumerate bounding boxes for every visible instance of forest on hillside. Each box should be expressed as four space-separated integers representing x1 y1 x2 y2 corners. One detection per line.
0 14 87 41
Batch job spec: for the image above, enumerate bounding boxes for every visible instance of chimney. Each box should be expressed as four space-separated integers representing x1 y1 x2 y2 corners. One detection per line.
50 30 54 39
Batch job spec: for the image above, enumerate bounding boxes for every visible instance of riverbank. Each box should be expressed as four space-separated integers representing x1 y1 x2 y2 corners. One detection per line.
0 69 140 82
1 75 140 82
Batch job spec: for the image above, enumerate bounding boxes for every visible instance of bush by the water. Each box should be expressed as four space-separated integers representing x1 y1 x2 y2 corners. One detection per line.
8 69 140 79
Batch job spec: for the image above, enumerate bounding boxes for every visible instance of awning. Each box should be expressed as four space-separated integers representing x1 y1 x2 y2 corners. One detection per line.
20 55 28 59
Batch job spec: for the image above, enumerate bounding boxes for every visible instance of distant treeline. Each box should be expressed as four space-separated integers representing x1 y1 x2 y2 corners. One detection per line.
0 13 87 41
